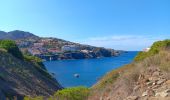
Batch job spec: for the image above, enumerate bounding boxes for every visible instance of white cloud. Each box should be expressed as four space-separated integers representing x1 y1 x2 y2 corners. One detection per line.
79 34 169 51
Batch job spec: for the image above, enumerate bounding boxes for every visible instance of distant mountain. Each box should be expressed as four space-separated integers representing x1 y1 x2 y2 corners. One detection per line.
0 30 39 40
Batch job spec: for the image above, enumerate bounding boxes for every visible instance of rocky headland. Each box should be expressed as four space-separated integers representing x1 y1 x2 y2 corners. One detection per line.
0 30 122 61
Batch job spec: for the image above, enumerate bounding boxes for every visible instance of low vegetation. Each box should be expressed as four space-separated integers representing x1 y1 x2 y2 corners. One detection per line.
0 40 23 59
24 86 89 100
134 39 170 61
89 39 170 100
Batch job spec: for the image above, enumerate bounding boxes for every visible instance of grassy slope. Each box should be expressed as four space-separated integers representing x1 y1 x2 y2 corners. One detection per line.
89 40 170 100
0 49 62 99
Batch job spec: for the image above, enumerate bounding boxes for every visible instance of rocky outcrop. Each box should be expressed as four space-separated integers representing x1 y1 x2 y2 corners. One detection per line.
90 67 170 100
56 50 120 60
124 67 170 100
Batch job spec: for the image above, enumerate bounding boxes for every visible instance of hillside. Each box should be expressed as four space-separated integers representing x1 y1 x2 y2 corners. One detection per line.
89 40 170 100
0 30 39 40
0 30 122 60
0 40 62 100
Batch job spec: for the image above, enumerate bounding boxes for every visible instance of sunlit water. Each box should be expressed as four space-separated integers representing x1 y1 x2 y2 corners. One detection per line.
44 51 138 87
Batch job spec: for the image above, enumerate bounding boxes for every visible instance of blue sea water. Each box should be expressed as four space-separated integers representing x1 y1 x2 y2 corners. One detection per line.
43 51 138 88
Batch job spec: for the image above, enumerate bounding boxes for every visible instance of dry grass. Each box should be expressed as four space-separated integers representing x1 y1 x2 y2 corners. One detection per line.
89 50 170 100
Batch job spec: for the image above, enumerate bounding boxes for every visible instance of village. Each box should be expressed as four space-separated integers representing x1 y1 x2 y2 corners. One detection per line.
15 38 107 61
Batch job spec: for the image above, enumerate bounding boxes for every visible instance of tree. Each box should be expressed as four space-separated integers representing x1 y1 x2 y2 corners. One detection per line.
0 40 23 59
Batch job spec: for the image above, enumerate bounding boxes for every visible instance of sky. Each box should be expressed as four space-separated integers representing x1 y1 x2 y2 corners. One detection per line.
0 0 170 50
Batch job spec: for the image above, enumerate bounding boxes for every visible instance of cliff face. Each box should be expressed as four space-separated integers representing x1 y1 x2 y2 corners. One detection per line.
0 50 62 100
89 40 170 100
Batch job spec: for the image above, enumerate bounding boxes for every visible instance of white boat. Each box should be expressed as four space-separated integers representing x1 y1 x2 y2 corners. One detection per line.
74 74 80 78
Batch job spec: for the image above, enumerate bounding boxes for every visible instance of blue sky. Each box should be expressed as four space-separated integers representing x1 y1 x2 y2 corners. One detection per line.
0 0 169 50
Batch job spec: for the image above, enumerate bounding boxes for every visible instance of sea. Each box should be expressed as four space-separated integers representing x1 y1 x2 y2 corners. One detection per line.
43 51 138 87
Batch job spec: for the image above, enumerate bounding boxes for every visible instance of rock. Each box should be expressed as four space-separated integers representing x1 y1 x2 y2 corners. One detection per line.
138 74 144 80
152 85 160 89
148 89 155 96
156 68 161 72
157 79 166 85
160 92 168 97
164 89 170 93
106 96 110 100
155 90 169 97
100 96 103 100
165 80 170 84
152 82 156 85
126 96 138 100
142 91 148 97
133 85 140 91
149 77 159 82
155 92 160 97
152 71 160 77
146 82 153 86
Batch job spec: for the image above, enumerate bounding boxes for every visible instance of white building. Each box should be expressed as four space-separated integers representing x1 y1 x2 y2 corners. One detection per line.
33 43 44 48
81 50 89 53
143 47 150 52
61 45 79 52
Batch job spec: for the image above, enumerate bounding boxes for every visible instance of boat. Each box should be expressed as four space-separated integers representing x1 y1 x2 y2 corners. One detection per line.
74 74 80 78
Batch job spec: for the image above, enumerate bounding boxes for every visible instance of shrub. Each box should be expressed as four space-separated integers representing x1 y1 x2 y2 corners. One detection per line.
24 55 54 80
24 96 44 100
54 86 89 100
134 39 170 61
0 40 23 59
24 55 45 68
23 87 89 100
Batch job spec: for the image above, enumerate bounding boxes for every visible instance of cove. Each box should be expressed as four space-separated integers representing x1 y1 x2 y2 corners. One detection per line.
44 51 138 87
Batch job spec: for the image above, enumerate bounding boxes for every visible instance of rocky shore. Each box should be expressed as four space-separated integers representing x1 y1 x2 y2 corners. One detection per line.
39 49 122 61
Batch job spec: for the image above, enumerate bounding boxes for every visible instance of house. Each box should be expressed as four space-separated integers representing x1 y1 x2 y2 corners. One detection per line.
61 45 79 52
41 38 53 43
28 48 41 56
48 48 62 54
17 41 31 47
81 50 89 53
33 43 44 48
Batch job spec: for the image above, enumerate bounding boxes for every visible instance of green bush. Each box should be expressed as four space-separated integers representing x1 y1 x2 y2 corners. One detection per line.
23 87 89 100
24 55 54 80
24 55 44 67
134 39 170 61
0 40 23 59
54 86 89 100
24 96 44 100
